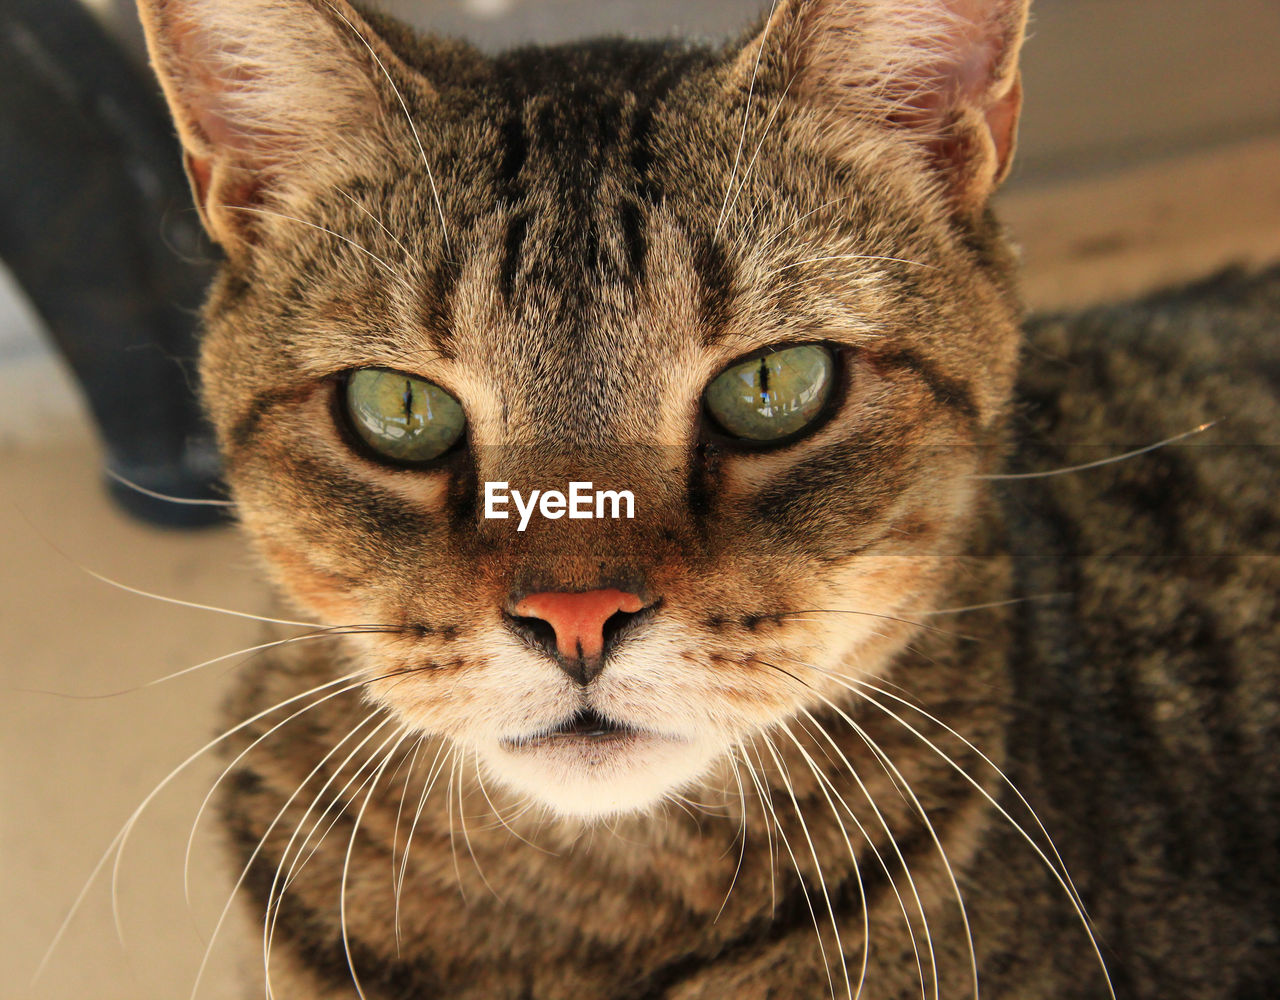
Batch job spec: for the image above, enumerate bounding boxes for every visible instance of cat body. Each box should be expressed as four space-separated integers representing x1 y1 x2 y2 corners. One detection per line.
222 269 1280 999
131 0 1279 996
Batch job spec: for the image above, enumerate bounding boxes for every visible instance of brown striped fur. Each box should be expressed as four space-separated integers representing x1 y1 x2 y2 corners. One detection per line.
135 0 1279 996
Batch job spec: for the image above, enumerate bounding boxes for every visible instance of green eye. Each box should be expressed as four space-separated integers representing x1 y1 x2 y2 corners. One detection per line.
344 368 466 463
704 344 836 442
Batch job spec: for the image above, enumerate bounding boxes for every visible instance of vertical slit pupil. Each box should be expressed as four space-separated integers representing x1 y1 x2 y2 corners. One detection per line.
758 356 770 398
402 380 413 423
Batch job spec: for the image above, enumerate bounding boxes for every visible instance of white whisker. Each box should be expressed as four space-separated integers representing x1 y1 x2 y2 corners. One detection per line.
769 253 939 275
104 467 235 508
778 721 870 1000
389 734 426 938
445 751 467 900
473 751 550 855
456 750 502 900
720 66 798 234
337 186 411 259
31 667 371 986
395 739 453 944
904 594 1064 617
797 709 934 1000
755 195 858 256
183 650 397 905
713 753 751 923
714 0 778 239
342 727 412 1000
264 718 404 995
78 564 332 628
832 674 1115 999
978 422 1215 481
221 204 396 273
838 712 978 1000
734 741 778 913
760 731 852 1000
321 1 451 258
196 712 390 1000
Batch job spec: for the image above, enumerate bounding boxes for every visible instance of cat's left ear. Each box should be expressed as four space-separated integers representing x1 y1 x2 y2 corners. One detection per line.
734 0 1029 217
135 0 421 258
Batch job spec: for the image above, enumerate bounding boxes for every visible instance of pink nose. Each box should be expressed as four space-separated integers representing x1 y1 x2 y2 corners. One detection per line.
512 588 646 662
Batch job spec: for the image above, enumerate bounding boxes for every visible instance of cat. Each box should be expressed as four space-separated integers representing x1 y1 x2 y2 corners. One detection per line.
127 0 1279 996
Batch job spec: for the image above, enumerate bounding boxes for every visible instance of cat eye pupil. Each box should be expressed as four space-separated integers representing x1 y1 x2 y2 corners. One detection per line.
705 344 835 444
344 368 466 464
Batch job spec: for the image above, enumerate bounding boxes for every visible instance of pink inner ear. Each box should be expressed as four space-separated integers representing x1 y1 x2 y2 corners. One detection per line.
901 5 1007 122
984 74 1021 178
165 11 278 158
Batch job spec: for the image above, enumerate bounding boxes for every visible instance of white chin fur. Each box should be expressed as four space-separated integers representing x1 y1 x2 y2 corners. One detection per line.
476 734 722 820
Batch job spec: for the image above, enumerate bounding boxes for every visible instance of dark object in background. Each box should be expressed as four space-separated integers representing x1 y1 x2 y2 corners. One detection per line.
0 0 226 527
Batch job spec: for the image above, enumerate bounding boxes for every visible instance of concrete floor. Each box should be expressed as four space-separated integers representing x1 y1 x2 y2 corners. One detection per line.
2 2 1278 997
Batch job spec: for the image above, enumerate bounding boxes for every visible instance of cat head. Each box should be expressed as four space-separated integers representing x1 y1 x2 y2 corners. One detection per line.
139 0 1028 818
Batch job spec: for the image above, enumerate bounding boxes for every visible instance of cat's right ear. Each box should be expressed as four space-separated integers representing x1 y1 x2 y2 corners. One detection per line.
136 0 418 259
732 0 1031 218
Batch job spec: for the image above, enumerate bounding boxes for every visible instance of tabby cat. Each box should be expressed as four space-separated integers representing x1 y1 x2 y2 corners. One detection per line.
130 0 1279 996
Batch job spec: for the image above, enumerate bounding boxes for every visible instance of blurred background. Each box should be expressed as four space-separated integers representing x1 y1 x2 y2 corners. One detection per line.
2 0 1277 996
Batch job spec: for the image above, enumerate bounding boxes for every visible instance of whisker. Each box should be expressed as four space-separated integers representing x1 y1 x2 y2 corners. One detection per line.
445 752 468 900
769 253 939 275
903 593 1066 617
713 753 751 923
389 734 426 932
342 727 413 1000
754 644 937 997
796 709 935 1000
263 717 405 995
833 707 978 1000
720 64 799 234
104 467 235 508
195 712 391 1000
830 673 1115 998
15 519 335 630
714 0 778 239
777 721 870 1000
29 626 402 702
755 195 857 256
755 733 844 1000
456 750 503 901
220 204 396 273
734 741 778 913
775 607 980 642
755 654 959 1000
667 793 708 829
321 1 451 258
977 421 1215 481
473 752 551 855
122 675 393 958
336 187 411 259
183 655 397 905
32 666 379 985
770 659 1007 1000
79 564 334 628
395 738 453 944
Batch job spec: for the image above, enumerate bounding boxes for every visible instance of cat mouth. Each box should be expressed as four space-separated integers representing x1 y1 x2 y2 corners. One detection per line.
502 708 639 749
484 709 711 816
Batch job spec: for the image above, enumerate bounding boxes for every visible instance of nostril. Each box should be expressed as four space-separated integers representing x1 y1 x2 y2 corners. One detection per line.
600 602 658 658
505 612 559 656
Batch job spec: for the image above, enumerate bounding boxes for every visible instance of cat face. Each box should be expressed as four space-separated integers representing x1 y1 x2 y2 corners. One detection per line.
142 0 1027 818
